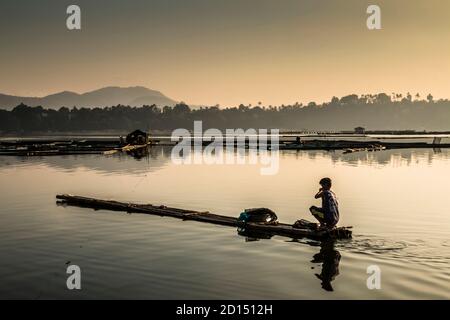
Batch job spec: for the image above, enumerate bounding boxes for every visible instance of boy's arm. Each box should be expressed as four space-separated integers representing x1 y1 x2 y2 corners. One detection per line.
314 189 323 199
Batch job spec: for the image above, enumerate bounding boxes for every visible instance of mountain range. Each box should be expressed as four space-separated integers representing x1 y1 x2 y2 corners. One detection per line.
0 86 178 110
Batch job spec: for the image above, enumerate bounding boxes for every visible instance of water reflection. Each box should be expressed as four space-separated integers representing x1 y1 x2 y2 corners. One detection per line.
125 145 153 159
0 147 173 174
1 145 449 299
236 228 342 292
285 238 343 292
282 148 450 167
0 147 448 175
310 240 341 292
237 227 274 241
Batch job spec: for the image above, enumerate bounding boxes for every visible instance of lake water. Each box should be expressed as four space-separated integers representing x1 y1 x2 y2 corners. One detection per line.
0 147 449 299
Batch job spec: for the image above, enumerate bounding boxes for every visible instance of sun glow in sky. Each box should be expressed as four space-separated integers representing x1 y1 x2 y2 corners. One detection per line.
1 0 450 106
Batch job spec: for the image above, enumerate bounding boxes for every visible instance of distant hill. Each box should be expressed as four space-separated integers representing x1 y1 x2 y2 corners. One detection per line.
0 86 178 110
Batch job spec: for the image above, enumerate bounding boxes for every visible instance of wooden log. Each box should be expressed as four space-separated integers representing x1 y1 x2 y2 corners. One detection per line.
56 194 352 240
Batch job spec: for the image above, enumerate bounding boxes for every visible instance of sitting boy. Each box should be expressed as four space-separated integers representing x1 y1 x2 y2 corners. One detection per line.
310 178 340 229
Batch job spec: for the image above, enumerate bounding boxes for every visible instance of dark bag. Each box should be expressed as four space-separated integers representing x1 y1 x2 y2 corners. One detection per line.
238 208 278 224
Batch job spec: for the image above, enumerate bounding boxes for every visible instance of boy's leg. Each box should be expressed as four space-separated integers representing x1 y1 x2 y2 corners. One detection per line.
309 206 326 225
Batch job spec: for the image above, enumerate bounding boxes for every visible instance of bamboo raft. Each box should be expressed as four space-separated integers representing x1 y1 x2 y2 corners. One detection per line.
56 194 353 240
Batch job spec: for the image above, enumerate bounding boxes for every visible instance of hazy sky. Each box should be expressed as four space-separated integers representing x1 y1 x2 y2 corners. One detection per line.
1 0 450 106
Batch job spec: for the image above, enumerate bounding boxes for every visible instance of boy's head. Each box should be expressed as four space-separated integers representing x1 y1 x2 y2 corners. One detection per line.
319 177 332 190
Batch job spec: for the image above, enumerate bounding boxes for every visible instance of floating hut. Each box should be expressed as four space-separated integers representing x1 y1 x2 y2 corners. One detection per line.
125 129 149 145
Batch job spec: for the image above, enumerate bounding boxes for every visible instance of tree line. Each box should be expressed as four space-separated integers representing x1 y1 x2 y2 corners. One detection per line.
1 93 449 133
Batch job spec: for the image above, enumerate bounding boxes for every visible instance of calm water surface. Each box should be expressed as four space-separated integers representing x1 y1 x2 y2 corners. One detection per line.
0 147 449 299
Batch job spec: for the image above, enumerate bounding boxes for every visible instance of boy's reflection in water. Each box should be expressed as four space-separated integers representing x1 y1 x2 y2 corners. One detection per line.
311 239 341 291
237 229 342 292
